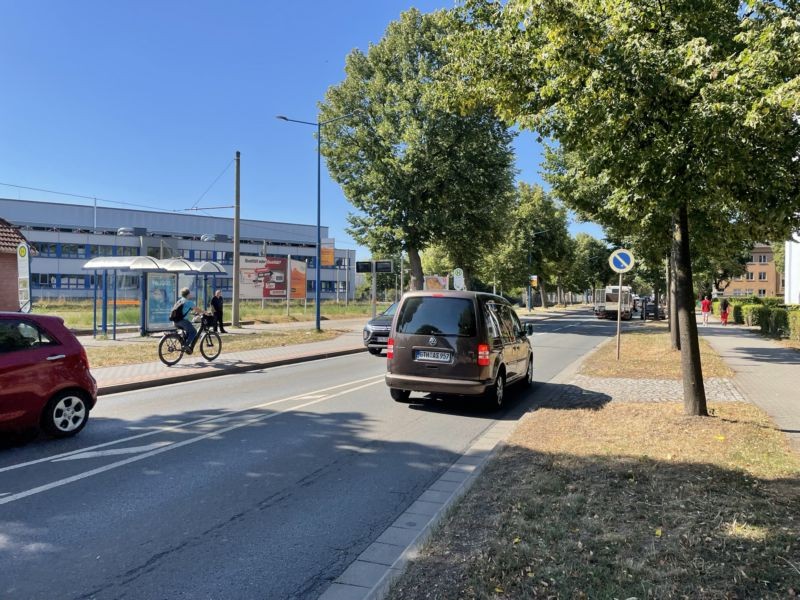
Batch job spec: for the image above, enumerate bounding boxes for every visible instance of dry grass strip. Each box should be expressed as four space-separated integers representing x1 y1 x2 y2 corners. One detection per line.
580 325 733 380
85 329 342 368
387 402 800 599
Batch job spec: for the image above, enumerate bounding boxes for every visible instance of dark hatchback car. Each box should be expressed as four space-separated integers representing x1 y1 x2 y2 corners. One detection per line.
385 291 533 407
363 302 397 355
0 312 97 438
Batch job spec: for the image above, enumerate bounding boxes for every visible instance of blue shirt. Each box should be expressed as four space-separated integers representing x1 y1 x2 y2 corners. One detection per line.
181 299 195 319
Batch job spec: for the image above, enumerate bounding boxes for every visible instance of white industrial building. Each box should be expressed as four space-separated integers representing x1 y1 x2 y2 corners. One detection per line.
0 198 355 301
786 234 800 305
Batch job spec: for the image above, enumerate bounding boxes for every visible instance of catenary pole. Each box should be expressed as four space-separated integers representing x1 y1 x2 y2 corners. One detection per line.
232 151 241 327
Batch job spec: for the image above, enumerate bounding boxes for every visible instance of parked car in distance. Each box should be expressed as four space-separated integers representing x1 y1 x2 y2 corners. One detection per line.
0 313 97 438
363 302 397 355
385 291 533 407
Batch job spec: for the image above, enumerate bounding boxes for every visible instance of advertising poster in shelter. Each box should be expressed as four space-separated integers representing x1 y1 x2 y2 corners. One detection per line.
146 273 177 331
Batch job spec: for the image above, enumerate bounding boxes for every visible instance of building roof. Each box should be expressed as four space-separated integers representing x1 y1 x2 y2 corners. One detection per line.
0 217 29 254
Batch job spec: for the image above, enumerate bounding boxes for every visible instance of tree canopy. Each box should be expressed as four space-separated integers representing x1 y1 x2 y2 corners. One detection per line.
448 0 800 415
318 8 516 289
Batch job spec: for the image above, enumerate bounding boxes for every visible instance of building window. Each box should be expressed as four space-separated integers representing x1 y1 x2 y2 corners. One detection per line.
60 244 87 259
732 289 742 297
60 275 87 289
195 250 215 261
32 273 57 288
758 272 767 281
746 272 754 281
758 289 766 297
116 246 139 257
745 288 754 295
748 254 755 263
34 242 58 257
758 255 768 264
90 245 114 257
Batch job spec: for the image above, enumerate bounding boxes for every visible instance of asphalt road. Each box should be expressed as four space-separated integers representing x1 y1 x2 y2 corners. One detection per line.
0 311 621 600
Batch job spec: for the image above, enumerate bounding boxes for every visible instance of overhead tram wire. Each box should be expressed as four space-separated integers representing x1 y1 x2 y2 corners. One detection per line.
188 158 235 212
0 182 175 213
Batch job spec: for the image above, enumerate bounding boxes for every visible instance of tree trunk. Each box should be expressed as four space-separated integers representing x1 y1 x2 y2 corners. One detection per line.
540 281 547 308
673 201 708 416
669 250 680 351
652 280 659 321
407 247 424 290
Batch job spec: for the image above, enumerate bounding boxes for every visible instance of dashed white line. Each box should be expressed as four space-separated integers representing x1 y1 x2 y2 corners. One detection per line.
0 379 383 506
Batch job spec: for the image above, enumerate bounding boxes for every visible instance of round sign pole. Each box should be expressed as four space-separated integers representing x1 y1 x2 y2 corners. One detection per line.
608 249 635 362
616 270 623 361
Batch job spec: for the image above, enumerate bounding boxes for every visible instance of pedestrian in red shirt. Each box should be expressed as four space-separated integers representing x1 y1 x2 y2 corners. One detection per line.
700 295 712 326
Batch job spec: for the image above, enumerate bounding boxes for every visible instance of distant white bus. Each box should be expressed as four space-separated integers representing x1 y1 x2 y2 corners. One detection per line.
593 285 633 320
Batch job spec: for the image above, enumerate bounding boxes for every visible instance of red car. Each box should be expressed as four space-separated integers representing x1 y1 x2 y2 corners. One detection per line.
0 312 97 437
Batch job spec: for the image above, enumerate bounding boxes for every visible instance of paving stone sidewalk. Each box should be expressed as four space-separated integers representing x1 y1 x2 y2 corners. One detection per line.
541 317 799 453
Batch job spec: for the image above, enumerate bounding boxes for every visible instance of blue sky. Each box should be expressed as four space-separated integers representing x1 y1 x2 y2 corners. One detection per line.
0 1 602 258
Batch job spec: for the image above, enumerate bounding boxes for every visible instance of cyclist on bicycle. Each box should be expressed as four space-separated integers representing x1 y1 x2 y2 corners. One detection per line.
173 287 202 353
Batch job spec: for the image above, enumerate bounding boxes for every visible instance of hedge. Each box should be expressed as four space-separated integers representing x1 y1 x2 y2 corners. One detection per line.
789 310 800 342
770 309 790 337
741 304 763 327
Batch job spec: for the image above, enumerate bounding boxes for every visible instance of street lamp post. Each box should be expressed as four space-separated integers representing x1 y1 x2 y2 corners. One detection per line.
277 112 355 332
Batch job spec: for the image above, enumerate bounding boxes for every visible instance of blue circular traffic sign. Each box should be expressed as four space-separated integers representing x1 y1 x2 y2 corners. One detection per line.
609 249 635 273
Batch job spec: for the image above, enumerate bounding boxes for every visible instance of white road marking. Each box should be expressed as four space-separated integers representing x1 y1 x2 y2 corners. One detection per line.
0 379 383 506
0 374 384 475
52 442 174 462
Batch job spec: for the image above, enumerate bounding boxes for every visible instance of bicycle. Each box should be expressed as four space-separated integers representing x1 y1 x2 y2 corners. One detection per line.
158 312 222 366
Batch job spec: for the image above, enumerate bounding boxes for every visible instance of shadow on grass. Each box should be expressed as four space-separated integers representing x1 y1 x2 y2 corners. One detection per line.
388 446 800 600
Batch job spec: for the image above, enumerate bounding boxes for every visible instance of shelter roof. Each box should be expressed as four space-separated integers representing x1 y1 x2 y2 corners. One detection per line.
82 256 226 273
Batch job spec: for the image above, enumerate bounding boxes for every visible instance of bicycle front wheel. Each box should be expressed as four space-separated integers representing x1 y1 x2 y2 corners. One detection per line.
199 331 222 361
158 333 185 366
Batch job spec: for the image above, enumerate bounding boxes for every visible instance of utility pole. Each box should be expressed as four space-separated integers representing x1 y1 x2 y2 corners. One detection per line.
232 150 241 327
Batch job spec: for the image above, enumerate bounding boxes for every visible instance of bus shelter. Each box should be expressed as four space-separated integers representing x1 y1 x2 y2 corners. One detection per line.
82 257 226 338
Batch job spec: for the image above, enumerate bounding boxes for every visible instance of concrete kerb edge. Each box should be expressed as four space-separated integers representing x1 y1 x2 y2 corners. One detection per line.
362 433 510 600
97 347 367 395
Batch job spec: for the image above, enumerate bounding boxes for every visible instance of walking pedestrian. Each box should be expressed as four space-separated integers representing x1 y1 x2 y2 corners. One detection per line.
701 295 712 326
720 298 730 326
209 289 227 333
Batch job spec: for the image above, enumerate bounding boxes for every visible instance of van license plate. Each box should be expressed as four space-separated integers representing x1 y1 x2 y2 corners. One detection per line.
376 336 388 342
415 350 451 363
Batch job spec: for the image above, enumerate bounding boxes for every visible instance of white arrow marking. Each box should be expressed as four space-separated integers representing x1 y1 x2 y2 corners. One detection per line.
52 442 173 461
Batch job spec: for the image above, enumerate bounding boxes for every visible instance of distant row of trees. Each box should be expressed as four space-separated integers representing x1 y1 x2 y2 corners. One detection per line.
319 2 799 416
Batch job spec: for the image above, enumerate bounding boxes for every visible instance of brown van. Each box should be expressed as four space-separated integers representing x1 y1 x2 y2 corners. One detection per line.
385 291 533 407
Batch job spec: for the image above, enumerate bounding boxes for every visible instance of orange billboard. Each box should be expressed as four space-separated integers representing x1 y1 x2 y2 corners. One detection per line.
289 259 307 299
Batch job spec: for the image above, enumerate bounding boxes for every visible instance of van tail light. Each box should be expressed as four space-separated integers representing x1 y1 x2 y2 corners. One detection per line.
387 338 394 359
477 344 490 366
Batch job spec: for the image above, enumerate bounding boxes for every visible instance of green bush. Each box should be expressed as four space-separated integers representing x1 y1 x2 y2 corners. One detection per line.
760 296 784 308
732 303 744 324
740 304 763 327
769 308 789 337
788 311 800 342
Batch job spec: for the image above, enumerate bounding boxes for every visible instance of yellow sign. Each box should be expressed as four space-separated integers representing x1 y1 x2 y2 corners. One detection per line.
321 246 335 267
530 275 538 288
18 245 27 258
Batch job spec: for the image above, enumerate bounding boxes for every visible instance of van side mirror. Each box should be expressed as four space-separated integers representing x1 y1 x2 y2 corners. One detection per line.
525 323 534 337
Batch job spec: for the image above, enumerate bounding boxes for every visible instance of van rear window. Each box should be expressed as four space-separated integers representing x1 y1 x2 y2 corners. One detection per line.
396 297 476 337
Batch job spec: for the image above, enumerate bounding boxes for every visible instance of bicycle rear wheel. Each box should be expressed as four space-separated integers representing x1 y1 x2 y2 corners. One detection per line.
199 331 222 361
158 333 184 366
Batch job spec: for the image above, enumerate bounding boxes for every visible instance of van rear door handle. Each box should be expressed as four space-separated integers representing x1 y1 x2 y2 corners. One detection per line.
46 354 66 361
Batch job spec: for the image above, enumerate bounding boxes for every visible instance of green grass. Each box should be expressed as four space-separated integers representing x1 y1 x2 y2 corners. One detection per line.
32 299 389 329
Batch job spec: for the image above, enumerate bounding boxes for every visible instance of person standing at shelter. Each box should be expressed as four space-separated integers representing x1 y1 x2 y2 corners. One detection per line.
700 295 712 326
209 289 227 333
720 298 730 326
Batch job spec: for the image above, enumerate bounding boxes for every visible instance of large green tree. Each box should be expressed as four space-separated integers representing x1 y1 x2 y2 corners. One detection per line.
318 8 516 290
479 183 571 304
449 0 800 415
